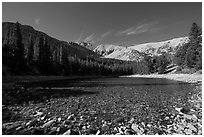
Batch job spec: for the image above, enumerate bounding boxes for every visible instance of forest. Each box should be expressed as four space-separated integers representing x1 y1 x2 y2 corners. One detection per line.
2 22 202 76
2 22 150 76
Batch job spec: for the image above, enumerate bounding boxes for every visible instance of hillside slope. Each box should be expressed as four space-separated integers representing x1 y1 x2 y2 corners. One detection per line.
2 22 100 59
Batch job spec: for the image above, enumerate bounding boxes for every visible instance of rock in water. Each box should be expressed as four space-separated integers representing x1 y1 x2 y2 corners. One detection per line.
180 107 190 114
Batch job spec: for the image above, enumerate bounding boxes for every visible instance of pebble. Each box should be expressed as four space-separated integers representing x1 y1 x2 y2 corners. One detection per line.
96 130 100 135
34 111 43 117
42 119 55 128
128 117 134 124
63 129 71 135
187 123 197 133
101 124 109 131
131 123 140 133
184 128 192 135
57 117 61 122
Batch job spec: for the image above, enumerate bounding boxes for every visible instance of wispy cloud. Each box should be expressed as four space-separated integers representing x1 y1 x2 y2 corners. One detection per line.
84 33 95 43
101 31 111 38
118 21 159 36
76 32 83 43
96 31 111 42
34 17 40 25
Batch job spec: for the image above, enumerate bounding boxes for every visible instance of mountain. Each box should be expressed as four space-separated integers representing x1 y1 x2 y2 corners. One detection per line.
94 44 144 61
129 37 189 56
94 44 125 56
104 48 144 61
79 42 93 50
2 22 100 59
93 37 189 61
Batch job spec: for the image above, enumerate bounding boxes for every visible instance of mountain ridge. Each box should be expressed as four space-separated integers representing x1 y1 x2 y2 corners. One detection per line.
2 22 100 59
94 36 189 61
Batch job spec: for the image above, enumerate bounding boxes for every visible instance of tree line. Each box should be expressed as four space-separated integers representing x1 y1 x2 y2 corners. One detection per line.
2 22 150 76
174 22 202 71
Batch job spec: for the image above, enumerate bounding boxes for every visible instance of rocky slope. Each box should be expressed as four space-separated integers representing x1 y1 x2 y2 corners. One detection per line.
94 37 189 61
94 44 125 56
105 48 144 62
129 37 189 56
94 44 144 61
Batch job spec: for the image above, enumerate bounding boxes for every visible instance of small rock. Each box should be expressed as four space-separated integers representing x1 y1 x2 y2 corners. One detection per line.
40 115 46 120
63 129 71 135
67 114 74 120
50 126 57 132
187 123 197 133
34 111 43 117
147 124 151 128
26 119 38 127
118 127 123 134
101 124 109 131
70 130 80 135
15 126 22 131
31 127 44 135
124 129 134 135
184 128 192 135
58 117 62 122
57 127 60 132
82 126 86 130
164 116 170 120
49 130 58 135
128 117 134 124
180 107 190 114
131 123 140 133
113 117 125 124
96 130 100 135
42 119 55 128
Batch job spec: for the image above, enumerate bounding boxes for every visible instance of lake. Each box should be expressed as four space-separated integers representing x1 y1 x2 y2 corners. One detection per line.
21 76 197 116
3 76 201 135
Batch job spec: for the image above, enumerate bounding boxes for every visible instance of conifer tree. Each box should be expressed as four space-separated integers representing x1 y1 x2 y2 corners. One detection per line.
13 21 27 74
27 35 34 66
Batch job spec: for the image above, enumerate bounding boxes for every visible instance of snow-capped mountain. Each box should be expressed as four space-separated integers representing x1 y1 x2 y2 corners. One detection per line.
129 37 189 56
94 44 144 61
93 44 125 56
93 37 189 61
105 48 144 61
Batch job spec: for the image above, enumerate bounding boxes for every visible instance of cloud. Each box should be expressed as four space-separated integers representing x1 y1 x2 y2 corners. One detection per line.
84 33 95 43
96 31 111 42
76 32 83 43
34 17 40 25
101 31 111 38
118 21 159 36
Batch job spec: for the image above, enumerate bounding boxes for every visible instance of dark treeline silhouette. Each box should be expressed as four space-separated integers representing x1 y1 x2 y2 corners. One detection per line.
2 22 149 76
144 53 171 74
174 22 202 71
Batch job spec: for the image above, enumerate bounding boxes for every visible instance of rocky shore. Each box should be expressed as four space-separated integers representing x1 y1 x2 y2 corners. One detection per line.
122 73 202 84
2 74 202 135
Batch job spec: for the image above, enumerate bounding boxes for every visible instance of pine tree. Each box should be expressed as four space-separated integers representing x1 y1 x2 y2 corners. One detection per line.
185 22 202 69
27 35 34 66
174 22 202 70
13 21 27 74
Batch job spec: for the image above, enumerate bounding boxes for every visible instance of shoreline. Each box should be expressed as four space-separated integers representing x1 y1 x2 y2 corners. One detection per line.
121 73 202 84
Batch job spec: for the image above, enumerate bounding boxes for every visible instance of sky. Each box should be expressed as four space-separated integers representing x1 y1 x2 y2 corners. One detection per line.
2 2 202 47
